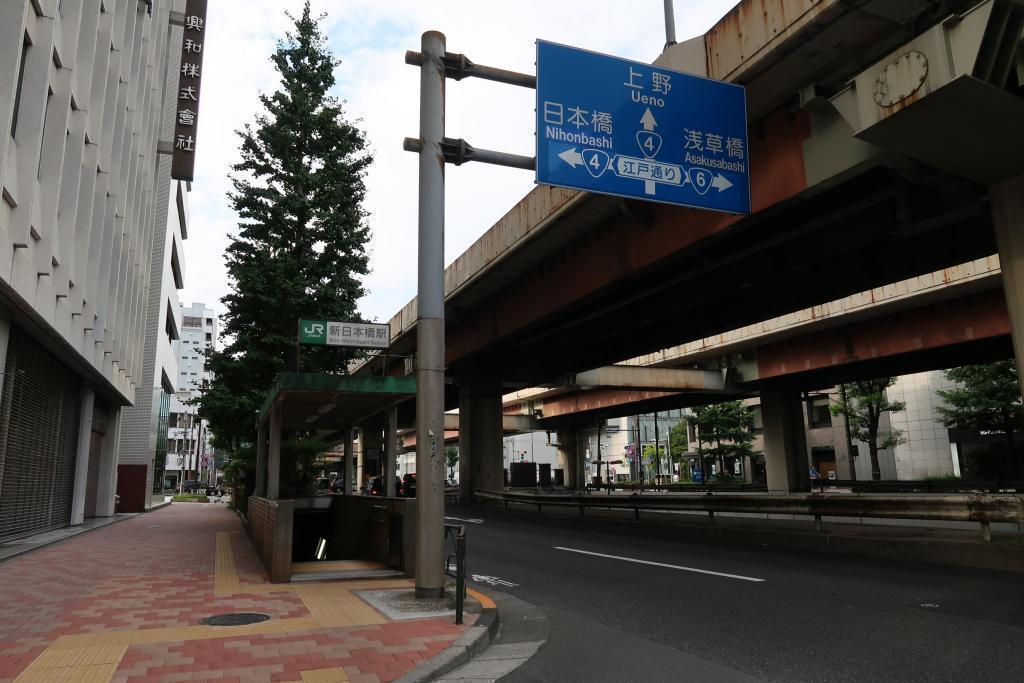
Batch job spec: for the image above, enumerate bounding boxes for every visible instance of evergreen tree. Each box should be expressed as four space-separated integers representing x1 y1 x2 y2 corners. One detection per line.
199 2 371 452
686 401 759 482
936 360 1023 478
830 378 905 481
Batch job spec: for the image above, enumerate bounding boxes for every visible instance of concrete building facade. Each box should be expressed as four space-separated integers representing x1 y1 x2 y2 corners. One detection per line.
0 0 191 537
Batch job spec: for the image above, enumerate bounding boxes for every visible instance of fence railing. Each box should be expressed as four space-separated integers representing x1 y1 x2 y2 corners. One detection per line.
443 524 467 624
819 479 1024 494
474 489 1024 542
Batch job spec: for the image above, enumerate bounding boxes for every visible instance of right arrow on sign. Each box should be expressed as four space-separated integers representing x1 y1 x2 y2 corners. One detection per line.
558 147 584 168
711 174 733 192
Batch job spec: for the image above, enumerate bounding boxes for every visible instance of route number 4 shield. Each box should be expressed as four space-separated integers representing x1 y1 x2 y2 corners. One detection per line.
582 149 609 177
636 131 662 158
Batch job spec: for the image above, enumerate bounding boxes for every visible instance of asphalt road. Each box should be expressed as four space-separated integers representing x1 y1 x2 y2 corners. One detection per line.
451 504 1024 682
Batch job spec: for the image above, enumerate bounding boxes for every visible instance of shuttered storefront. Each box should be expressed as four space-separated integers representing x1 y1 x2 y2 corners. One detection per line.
0 326 81 542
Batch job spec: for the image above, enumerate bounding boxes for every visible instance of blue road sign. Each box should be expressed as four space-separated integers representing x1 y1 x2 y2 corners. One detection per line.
536 41 750 214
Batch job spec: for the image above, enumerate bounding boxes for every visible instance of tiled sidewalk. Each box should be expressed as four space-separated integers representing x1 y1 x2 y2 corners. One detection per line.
0 504 473 682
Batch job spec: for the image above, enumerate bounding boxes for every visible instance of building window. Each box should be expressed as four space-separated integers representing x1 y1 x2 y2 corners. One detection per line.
205 318 212 326
749 405 763 433
11 33 30 140
205 332 212 342
808 396 832 429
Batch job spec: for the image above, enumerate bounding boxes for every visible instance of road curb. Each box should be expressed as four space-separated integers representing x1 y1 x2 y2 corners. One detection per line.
396 598 499 683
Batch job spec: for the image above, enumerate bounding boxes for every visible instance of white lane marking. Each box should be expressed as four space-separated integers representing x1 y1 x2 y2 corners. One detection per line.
472 574 518 588
553 546 765 583
445 516 484 524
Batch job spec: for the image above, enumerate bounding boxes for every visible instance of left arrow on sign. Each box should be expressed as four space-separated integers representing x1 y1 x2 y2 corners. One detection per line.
558 148 584 168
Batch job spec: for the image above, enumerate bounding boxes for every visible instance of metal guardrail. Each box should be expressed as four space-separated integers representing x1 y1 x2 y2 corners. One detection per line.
443 524 467 624
819 479 1024 494
474 489 1024 542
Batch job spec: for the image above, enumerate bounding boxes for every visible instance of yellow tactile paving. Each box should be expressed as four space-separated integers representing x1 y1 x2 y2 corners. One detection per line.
301 666 351 682
214 531 242 596
291 560 387 574
294 584 386 628
15 529 417 683
14 633 131 682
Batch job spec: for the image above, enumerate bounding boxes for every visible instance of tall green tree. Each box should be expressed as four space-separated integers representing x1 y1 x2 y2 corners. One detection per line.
686 401 759 481
199 2 372 452
830 378 905 481
936 360 1023 478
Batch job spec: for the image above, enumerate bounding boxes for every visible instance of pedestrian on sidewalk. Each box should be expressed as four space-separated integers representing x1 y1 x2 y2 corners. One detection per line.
809 465 823 492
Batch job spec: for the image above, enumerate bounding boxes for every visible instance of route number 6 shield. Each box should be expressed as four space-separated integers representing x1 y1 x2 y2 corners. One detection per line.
690 168 713 195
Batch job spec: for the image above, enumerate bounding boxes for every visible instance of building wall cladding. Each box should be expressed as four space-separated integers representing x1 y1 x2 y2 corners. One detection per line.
115 0 187 506
0 0 186 525
0 0 179 401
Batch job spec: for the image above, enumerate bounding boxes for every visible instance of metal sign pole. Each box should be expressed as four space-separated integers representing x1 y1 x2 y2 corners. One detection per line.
414 30 447 599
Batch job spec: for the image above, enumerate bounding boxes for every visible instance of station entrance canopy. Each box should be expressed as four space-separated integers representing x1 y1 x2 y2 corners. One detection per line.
256 373 416 432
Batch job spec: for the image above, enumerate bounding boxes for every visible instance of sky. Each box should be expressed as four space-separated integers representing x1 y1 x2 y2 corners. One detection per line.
185 1 739 324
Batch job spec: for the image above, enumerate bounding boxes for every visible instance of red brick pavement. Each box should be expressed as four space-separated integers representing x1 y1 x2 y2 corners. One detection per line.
0 504 471 682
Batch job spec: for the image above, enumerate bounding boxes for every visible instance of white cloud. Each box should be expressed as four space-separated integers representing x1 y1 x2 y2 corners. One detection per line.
184 1 737 321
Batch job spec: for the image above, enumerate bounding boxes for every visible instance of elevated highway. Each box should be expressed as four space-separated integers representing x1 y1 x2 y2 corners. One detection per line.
354 0 1024 497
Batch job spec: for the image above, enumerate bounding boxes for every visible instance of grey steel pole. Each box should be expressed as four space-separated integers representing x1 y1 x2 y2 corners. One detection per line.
415 30 447 599
343 428 353 496
386 405 398 498
663 0 677 48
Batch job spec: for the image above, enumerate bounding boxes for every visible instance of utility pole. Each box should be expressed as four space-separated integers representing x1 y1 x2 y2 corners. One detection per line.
413 31 447 599
663 0 678 48
405 29 537 599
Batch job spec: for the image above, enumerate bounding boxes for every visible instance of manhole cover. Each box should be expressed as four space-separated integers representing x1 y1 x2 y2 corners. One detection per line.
200 613 271 626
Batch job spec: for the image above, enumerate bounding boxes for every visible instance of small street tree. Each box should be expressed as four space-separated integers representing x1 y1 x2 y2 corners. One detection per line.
830 378 905 481
686 401 759 482
198 3 372 475
445 446 459 483
936 360 1023 479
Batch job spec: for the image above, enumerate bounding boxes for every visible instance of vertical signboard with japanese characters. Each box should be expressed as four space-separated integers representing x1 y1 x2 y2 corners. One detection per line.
535 41 750 215
171 0 207 181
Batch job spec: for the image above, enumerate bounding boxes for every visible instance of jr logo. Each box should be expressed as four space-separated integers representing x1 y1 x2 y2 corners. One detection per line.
304 323 324 336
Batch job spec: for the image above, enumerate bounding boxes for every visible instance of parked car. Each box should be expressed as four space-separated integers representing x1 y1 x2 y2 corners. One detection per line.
330 477 345 494
314 478 331 495
204 484 222 496
181 480 202 494
399 473 416 498
367 476 401 496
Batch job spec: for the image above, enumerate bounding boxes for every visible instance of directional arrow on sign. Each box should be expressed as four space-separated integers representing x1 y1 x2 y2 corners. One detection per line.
558 148 584 168
640 108 657 131
637 108 663 195
711 174 733 192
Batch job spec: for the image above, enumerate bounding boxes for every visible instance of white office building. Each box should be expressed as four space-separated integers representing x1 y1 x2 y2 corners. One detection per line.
164 302 217 489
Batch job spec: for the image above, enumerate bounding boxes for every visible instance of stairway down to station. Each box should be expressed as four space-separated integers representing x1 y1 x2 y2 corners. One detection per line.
289 559 405 583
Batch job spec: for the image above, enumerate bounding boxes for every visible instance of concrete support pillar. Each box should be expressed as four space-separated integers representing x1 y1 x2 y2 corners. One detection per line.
70 387 96 526
990 173 1024 400
761 390 810 492
386 406 398 498
363 421 384 480
343 428 354 495
267 404 282 500
556 430 579 489
254 421 268 497
94 408 122 517
458 379 504 503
